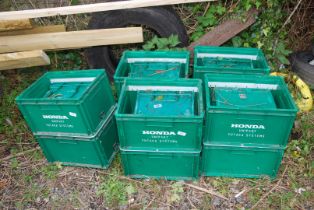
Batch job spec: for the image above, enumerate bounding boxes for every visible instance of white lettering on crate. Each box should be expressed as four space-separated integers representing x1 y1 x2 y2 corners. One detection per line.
69 112 77 117
231 124 265 129
142 130 187 137
42 115 69 120
177 131 187 136
142 131 177 135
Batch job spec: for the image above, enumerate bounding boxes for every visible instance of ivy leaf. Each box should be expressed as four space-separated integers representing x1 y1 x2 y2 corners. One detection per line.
262 28 270 36
244 1 252 11
216 5 226 15
244 42 250 48
257 41 264 48
232 36 243 47
278 55 290 65
255 0 262 9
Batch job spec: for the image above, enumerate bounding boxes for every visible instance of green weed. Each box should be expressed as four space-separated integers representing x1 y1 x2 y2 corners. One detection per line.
39 164 60 180
143 35 184 51
97 168 136 207
168 182 184 203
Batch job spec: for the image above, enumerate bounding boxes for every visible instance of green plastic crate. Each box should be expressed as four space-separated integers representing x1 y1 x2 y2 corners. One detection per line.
134 91 195 116
204 74 298 147
193 46 270 81
114 51 190 96
35 107 118 169
115 79 204 151
16 70 115 136
201 143 284 178
120 149 200 180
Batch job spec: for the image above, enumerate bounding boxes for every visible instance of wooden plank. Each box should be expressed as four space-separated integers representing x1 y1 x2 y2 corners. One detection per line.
0 0 216 20
0 19 32 31
0 25 65 36
0 50 50 70
188 9 258 56
0 27 143 53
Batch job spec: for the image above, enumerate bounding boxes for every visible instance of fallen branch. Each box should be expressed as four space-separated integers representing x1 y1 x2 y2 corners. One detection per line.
183 183 228 200
0 146 40 161
251 165 288 209
281 0 303 29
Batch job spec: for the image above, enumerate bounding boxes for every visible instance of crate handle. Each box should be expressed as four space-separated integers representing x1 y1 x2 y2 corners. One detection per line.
146 123 174 128
230 150 255 155
148 155 172 159
58 140 78 144
236 117 264 121
40 105 62 110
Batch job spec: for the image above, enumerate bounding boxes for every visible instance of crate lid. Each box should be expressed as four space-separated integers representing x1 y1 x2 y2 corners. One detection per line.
213 88 276 109
199 56 254 69
129 62 181 79
43 81 91 99
134 91 194 116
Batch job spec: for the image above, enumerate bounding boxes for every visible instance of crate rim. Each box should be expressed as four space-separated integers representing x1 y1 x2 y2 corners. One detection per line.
204 73 298 112
16 69 107 103
193 46 270 73
114 50 190 80
203 142 286 150
116 78 204 118
120 147 201 154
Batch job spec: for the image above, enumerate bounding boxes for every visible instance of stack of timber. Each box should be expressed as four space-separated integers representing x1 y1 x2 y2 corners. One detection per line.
0 0 215 71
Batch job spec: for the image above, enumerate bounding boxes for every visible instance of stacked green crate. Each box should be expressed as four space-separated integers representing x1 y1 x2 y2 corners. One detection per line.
116 79 204 180
114 51 190 96
193 46 270 82
202 74 298 178
16 70 118 169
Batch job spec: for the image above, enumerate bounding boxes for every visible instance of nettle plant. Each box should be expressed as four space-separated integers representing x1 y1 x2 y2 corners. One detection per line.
142 35 184 51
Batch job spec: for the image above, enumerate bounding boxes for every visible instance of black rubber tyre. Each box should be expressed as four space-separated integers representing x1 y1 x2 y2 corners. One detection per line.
289 51 314 86
312 43 314 56
85 6 189 80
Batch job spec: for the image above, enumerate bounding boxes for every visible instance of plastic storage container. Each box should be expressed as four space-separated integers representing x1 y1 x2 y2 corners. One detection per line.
115 79 204 151
16 70 115 136
120 149 200 180
204 74 298 147
193 46 270 81
201 144 284 178
114 51 190 96
134 91 195 116
35 107 118 169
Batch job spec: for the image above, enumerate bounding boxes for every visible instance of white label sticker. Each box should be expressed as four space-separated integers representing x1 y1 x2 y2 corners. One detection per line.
69 112 77 117
153 104 162 109
177 131 187 136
